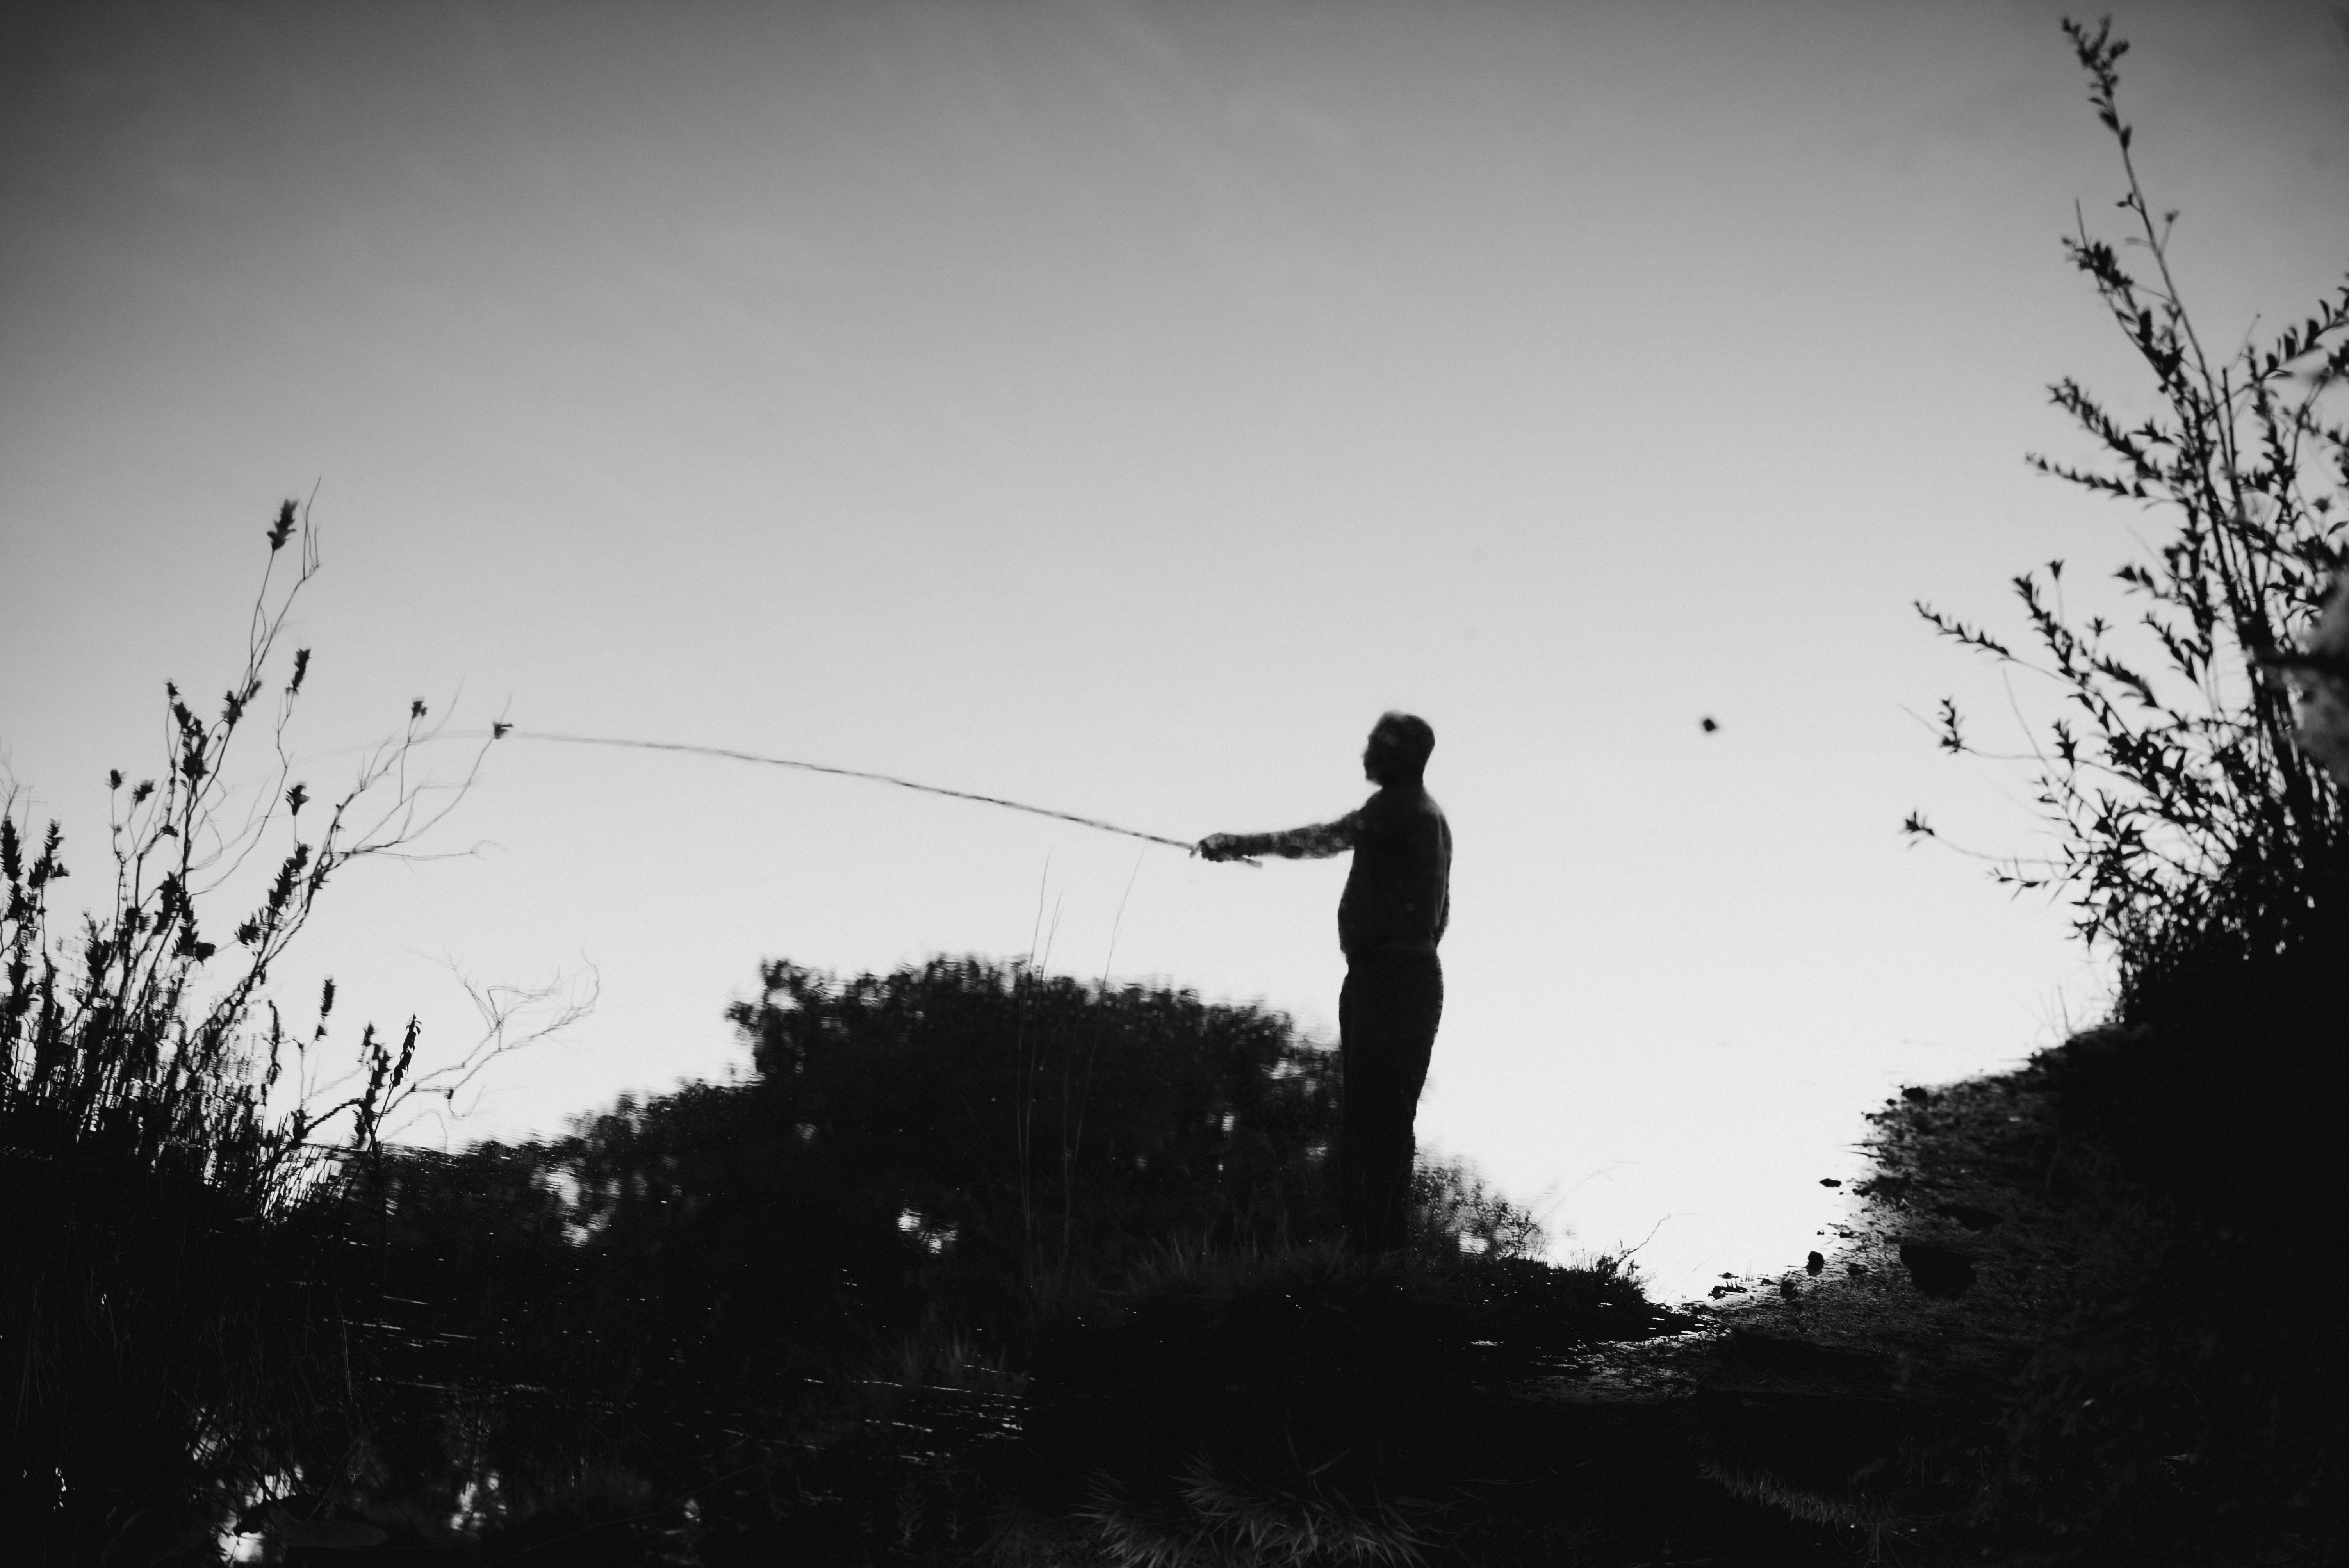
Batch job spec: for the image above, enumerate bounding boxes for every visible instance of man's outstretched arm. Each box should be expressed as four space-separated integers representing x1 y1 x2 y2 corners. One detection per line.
1196 813 1359 862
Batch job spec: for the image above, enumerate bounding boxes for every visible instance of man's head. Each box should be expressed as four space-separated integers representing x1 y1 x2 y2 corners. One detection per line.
1363 711 1435 786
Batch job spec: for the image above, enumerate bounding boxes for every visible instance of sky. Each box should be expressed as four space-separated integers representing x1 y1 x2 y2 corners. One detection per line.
4 0 2346 1304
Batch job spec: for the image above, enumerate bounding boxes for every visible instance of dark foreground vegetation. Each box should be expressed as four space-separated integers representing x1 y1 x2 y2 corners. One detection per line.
7 917 1679 1563
1886 15 2347 1563
8 16 2347 1565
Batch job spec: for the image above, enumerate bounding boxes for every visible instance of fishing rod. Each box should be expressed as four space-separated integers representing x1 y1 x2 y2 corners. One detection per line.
468 726 1253 862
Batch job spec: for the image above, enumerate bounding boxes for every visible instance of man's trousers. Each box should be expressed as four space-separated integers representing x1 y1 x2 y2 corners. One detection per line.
1337 950 1444 1256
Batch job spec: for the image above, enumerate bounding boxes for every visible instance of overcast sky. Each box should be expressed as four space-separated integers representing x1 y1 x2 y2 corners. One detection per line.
5 0 2345 1301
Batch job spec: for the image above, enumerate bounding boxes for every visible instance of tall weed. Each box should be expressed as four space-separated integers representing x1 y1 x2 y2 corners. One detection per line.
1912 25 2349 1560
1911 18 2348 1000
0 503 514 1548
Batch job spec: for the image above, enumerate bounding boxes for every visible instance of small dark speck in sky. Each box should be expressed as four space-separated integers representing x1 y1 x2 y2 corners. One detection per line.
1700 716 1719 733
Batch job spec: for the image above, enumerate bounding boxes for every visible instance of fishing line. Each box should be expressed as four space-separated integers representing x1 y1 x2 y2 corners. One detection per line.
478 727 1227 857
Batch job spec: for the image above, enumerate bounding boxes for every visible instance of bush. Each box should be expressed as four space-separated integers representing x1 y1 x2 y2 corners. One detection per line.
727 955 1345 1303
0 502 510 1552
1911 25 2349 1561
1910 18 2347 1000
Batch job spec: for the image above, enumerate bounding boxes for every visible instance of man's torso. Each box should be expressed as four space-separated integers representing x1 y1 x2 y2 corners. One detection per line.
1338 785 1451 959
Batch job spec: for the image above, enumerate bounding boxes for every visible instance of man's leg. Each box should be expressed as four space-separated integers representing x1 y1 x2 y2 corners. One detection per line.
1338 955 1444 1256
1337 966 1376 1253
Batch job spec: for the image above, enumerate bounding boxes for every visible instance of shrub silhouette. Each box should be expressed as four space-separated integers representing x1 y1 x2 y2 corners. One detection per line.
0 503 522 1554
1911 19 2347 998
727 956 1342 1290
1912 23 2349 1559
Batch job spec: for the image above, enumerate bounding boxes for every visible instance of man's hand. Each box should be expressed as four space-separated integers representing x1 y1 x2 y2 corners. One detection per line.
1195 833 1247 862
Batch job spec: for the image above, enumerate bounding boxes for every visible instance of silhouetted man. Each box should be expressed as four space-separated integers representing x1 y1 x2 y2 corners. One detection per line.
1197 712 1451 1256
